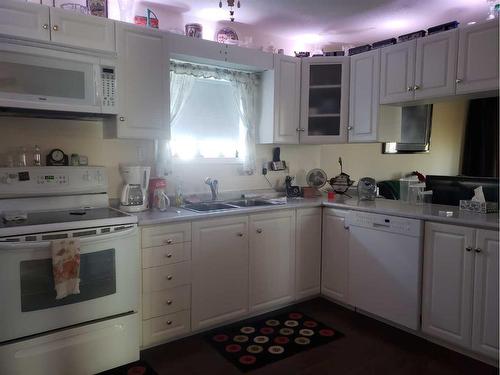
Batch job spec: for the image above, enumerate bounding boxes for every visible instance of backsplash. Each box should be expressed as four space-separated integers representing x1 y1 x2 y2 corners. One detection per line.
0 99 466 199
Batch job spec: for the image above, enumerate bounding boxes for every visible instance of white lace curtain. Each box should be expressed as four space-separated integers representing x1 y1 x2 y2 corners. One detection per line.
161 61 260 175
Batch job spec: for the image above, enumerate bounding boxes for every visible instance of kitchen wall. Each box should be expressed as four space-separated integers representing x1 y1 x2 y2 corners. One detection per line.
0 117 154 199
0 98 467 199
320 99 468 182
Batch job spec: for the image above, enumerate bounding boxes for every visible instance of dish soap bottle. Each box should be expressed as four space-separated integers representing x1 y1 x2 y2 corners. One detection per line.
174 183 184 207
33 145 41 166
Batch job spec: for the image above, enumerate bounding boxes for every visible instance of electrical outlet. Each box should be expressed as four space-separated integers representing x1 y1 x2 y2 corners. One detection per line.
262 167 268 175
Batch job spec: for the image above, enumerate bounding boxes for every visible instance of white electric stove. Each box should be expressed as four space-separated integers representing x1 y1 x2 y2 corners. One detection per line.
0 167 140 375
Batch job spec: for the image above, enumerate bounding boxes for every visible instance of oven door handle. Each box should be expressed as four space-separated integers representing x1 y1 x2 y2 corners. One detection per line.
0 226 138 250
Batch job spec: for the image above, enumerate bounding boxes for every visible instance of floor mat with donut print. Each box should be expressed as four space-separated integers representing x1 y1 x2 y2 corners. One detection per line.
205 311 343 372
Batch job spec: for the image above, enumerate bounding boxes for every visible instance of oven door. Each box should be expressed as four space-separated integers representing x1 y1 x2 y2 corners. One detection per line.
0 226 139 343
0 43 101 113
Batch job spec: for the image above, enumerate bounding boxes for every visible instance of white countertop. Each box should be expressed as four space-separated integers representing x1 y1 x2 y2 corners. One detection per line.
135 197 324 226
134 196 499 230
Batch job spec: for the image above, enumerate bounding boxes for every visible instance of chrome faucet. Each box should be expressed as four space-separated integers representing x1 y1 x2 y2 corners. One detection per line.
205 177 219 201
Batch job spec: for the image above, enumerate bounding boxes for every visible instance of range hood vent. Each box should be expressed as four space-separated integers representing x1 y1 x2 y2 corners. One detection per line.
0 107 114 122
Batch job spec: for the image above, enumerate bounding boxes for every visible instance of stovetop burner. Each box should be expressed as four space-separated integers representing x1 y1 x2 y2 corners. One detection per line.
0 208 130 229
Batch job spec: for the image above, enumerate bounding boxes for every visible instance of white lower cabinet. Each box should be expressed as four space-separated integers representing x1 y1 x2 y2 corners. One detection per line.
321 209 350 304
191 216 249 331
295 208 322 299
422 222 499 359
141 223 192 348
249 210 296 313
142 310 191 348
471 229 499 359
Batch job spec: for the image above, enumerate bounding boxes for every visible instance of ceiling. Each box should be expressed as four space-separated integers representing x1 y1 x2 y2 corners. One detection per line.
142 0 492 46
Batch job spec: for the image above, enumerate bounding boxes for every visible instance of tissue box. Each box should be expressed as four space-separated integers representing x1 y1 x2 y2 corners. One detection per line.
459 200 498 214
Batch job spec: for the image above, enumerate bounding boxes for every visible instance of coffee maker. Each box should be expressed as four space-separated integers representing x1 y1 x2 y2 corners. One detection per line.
119 165 151 212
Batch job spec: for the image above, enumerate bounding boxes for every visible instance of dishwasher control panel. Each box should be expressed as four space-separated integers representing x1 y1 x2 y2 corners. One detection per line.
347 211 422 237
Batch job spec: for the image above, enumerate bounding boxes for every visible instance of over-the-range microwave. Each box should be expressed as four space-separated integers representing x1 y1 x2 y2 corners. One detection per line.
0 42 117 114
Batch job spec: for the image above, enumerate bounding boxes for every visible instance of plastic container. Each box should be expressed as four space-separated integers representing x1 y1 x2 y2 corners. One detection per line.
399 176 420 202
408 183 426 205
417 190 433 205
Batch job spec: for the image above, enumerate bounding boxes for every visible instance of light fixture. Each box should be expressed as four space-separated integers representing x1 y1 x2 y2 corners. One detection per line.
486 0 499 20
467 21 477 25
219 0 241 22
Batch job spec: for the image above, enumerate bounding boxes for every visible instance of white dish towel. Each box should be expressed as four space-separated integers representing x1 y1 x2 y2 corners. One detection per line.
51 238 81 299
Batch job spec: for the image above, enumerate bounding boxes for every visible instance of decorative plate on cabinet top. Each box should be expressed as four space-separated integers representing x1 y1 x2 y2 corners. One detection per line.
216 27 239 44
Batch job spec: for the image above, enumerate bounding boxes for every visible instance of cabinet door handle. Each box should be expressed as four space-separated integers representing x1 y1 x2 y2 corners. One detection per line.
52 25 59 31
165 253 172 258
166 299 173 305
119 116 125 122
475 248 482 253
413 85 420 91
456 79 462 84
296 128 305 132
166 275 173 280
237 232 244 237
163 239 173 245
465 246 472 252
42 24 49 30
256 228 263 234
166 320 172 325
347 126 353 130
407 86 414 92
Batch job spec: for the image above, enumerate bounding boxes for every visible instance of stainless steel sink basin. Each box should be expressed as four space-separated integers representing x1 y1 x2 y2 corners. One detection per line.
183 202 238 212
183 198 285 212
225 199 276 207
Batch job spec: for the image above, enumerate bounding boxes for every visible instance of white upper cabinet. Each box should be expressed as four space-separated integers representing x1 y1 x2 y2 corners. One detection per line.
258 55 301 144
222 43 273 70
456 20 499 94
300 57 349 144
249 210 295 313
0 1 50 42
0 1 115 52
414 29 458 100
191 216 249 331
112 23 169 140
321 209 350 304
168 33 273 71
49 7 115 52
349 49 380 142
295 208 322 300
380 40 416 104
422 222 475 349
472 229 499 360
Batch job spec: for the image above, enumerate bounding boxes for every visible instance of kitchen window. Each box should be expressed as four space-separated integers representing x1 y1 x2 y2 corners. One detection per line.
171 77 245 161
167 61 259 174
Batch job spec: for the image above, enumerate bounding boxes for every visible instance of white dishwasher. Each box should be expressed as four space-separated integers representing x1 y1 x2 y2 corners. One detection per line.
347 210 423 330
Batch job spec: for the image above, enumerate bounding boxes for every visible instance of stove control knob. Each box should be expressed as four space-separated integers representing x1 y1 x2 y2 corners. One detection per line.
2 174 15 184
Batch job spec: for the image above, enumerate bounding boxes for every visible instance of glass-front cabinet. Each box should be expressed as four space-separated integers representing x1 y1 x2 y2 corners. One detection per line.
300 57 350 144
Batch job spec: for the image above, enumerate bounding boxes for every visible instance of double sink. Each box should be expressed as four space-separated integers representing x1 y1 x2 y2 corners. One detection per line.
183 198 283 213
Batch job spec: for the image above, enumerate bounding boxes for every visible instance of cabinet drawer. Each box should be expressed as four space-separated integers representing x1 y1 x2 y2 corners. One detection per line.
143 261 191 292
143 285 191 320
142 222 191 248
142 242 191 268
142 310 190 347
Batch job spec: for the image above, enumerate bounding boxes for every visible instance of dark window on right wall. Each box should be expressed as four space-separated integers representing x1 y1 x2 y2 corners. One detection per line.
461 97 499 177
